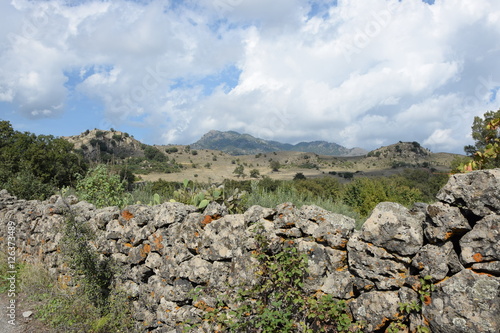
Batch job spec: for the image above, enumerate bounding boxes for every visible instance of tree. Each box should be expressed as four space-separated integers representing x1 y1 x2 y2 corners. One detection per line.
0 121 87 199
144 146 166 162
250 169 260 178
233 165 245 178
293 172 306 180
270 160 281 172
464 109 500 156
76 165 126 208
460 109 500 171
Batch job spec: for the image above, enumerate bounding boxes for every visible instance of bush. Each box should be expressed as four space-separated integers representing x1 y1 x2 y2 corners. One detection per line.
76 165 126 208
189 231 363 332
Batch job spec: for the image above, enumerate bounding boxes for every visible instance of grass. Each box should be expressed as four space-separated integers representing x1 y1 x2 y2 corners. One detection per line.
247 181 364 228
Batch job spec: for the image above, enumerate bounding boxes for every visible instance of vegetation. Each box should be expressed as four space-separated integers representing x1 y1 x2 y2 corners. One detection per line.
75 165 127 208
0 120 86 200
0 208 135 332
459 109 500 172
187 227 364 332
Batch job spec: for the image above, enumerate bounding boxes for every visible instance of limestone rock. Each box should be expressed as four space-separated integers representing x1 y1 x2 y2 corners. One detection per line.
437 169 500 217
424 202 471 243
412 242 463 281
424 269 500 333
243 205 275 225
350 287 418 332
348 233 410 290
360 202 424 256
199 214 247 261
460 214 500 271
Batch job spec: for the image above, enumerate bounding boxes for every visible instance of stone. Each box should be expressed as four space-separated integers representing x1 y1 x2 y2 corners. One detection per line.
411 242 463 281
347 233 410 290
436 169 500 217
424 269 500 333
152 202 197 229
349 287 418 332
460 214 500 267
199 214 247 261
320 270 355 299
312 212 355 249
424 201 471 243
361 202 424 256
203 201 228 217
243 205 275 224
178 256 213 284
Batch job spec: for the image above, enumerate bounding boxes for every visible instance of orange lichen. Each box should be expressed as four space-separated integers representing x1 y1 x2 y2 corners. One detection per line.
152 233 164 250
140 244 151 258
374 317 389 331
472 253 483 262
201 215 214 228
121 210 134 221
423 295 432 305
124 243 133 248
444 231 454 240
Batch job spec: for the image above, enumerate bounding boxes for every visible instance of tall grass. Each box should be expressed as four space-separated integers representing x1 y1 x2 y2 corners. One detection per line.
247 181 363 228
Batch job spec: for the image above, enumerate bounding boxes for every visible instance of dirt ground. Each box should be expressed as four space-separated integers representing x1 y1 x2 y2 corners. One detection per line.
0 292 51 333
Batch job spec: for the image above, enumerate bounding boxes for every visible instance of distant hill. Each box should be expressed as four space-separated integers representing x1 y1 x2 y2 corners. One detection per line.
63 129 145 161
191 130 368 156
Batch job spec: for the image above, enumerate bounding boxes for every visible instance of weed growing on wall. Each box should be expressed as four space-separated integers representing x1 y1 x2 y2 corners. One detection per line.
187 224 364 332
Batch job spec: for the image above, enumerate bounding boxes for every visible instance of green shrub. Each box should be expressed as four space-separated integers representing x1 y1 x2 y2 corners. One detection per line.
189 229 364 332
76 165 126 208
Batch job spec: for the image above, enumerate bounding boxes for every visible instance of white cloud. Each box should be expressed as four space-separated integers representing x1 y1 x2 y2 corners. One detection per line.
1 0 500 153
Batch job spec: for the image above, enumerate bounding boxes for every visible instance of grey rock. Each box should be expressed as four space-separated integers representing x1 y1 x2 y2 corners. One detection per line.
436 169 500 217
152 202 197 229
460 214 500 266
178 256 213 284
243 205 275 224
94 206 120 229
425 202 471 243
273 202 301 228
412 242 463 281
203 201 228 217
361 202 424 256
424 269 500 333
350 287 418 332
199 214 247 260
320 270 355 299
347 233 410 290
312 212 355 249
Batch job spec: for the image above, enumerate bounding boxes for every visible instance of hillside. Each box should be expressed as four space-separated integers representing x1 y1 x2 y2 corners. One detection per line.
64 129 145 161
61 129 461 183
191 130 368 156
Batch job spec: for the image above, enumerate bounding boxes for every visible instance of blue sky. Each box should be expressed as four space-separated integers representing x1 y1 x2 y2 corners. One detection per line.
1 0 500 153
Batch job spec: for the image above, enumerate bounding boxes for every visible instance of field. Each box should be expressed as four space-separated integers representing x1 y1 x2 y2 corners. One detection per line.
137 145 459 183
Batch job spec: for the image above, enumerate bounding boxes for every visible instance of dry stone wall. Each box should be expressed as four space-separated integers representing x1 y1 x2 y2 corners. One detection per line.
1 169 499 332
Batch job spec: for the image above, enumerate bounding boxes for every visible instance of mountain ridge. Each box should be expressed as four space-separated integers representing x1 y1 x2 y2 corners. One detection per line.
191 130 368 156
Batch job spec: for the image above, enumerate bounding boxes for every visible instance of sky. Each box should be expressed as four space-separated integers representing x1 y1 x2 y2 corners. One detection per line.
1 0 500 154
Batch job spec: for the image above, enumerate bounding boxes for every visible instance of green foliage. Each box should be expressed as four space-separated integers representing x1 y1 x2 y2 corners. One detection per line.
250 168 261 178
387 275 434 333
165 146 178 153
76 165 126 208
189 229 363 332
460 111 500 171
0 120 87 200
144 145 166 162
270 160 281 171
172 179 248 213
233 164 245 178
293 172 306 180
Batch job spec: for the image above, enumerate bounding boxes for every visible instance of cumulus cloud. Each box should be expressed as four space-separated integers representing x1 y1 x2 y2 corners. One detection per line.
0 0 500 153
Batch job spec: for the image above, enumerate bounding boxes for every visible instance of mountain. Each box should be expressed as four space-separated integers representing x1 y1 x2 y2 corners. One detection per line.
63 129 145 161
191 130 368 156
